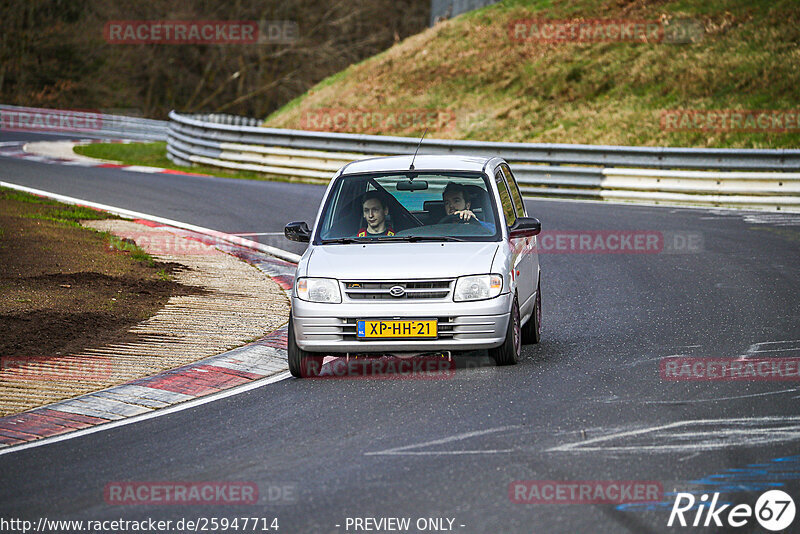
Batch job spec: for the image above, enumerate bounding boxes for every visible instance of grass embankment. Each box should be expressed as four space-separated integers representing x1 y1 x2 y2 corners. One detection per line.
73 142 325 185
264 0 800 148
0 188 193 358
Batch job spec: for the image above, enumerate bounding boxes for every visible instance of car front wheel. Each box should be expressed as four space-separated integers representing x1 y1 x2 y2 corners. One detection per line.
490 298 521 366
288 312 324 378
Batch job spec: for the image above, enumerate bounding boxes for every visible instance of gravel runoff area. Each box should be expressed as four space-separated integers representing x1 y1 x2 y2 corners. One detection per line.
0 219 290 416
23 140 117 163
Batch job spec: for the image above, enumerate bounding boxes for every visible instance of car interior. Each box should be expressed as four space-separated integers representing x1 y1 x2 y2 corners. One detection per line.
321 177 493 238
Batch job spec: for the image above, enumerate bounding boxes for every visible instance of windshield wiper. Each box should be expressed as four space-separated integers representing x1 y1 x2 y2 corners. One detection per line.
376 235 467 242
320 238 358 244
322 236 467 244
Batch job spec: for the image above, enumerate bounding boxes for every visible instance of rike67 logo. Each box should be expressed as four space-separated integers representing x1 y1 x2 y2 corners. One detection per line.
668 490 795 531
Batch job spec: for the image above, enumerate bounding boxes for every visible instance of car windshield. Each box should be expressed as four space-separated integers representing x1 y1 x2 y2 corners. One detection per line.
315 171 500 243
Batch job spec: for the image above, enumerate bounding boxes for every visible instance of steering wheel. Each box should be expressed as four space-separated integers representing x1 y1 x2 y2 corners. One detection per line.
438 213 480 225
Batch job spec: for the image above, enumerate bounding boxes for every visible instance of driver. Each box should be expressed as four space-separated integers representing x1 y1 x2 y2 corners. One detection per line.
357 190 395 237
441 182 495 232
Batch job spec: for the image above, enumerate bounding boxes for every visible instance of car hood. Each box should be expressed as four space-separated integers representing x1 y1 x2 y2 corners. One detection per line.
306 242 500 280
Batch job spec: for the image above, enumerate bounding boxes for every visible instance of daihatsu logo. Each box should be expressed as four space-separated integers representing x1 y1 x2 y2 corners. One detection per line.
389 285 405 297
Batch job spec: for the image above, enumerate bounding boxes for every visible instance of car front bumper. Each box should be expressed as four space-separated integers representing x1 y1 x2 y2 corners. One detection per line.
291 292 513 353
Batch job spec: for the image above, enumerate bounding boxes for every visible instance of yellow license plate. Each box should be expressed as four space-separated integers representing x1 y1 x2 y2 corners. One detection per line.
357 319 437 339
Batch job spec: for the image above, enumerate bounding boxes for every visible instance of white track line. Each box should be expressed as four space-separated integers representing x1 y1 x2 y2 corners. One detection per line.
365 425 523 456
231 232 286 236
547 416 800 453
0 372 291 457
0 181 302 263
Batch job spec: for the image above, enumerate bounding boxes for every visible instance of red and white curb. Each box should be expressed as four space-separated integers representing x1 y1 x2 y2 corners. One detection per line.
0 182 300 454
0 327 289 446
0 138 212 178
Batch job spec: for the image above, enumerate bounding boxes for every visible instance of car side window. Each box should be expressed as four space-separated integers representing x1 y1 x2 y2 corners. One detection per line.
495 170 516 227
501 164 526 218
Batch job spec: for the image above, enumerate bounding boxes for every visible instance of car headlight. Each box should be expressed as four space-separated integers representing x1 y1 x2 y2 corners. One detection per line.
296 277 341 303
453 274 503 302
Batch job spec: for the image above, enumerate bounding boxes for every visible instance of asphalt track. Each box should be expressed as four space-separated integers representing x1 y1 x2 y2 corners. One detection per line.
2 131 800 533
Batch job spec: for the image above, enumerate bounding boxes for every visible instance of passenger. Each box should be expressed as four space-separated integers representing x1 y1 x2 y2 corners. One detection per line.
441 182 495 232
357 190 395 237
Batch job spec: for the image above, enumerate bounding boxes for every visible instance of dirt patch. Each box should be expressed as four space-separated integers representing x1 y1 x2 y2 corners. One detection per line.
0 189 200 358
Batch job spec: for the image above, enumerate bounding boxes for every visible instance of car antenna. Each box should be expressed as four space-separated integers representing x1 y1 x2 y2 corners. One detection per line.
409 128 427 171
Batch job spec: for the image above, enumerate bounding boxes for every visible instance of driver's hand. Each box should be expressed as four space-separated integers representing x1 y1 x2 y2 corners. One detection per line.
453 209 476 222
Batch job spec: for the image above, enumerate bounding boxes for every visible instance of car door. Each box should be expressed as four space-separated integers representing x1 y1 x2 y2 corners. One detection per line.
498 164 536 319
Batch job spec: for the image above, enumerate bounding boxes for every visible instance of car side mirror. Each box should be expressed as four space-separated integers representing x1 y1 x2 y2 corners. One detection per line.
284 221 311 242
509 217 541 238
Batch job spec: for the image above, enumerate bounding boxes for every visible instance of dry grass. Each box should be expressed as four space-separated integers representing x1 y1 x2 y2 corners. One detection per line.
264 0 800 148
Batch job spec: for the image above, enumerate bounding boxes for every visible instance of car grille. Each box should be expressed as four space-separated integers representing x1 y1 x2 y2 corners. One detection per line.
343 279 453 301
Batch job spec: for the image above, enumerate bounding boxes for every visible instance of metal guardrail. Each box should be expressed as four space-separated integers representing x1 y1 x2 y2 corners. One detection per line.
0 104 168 141
178 113 261 127
166 110 800 211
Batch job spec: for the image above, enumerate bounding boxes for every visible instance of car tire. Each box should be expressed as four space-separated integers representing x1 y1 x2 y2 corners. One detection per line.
288 312 324 378
490 298 521 366
521 281 541 345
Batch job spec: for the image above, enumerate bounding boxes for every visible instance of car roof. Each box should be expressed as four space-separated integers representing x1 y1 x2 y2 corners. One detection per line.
341 155 494 175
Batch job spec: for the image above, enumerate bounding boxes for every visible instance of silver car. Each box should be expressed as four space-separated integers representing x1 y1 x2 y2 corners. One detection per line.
284 155 541 377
